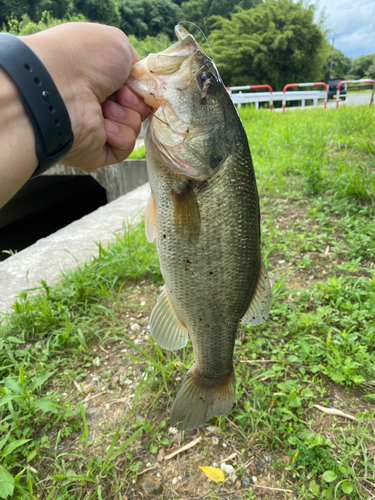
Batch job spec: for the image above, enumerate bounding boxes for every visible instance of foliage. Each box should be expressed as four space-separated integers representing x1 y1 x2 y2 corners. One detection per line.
209 0 330 89
1 11 87 35
0 0 70 25
128 33 171 59
348 53 375 80
323 48 352 81
74 0 121 27
118 0 180 38
179 0 262 37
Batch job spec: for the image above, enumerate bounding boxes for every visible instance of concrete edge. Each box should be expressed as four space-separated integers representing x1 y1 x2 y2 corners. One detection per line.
0 183 150 314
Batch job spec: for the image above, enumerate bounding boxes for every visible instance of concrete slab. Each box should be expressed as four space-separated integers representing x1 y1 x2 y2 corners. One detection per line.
0 183 150 313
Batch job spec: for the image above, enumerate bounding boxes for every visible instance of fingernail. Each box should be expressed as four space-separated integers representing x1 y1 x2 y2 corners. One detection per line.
105 120 120 134
125 86 139 105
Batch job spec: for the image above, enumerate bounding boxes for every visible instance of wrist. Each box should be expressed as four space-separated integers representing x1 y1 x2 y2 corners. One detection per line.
0 68 38 205
19 33 80 142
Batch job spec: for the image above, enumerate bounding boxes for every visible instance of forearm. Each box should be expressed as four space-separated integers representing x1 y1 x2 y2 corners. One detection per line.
0 68 38 208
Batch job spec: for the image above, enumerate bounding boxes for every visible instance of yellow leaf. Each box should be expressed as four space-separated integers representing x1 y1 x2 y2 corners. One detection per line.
198 466 225 483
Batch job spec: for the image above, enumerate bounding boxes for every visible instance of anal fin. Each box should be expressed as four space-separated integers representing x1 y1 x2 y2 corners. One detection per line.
145 190 157 243
150 287 189 350
242 260 272 326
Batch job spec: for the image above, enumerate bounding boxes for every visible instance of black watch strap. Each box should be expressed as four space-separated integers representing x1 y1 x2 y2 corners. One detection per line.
0 32 74 177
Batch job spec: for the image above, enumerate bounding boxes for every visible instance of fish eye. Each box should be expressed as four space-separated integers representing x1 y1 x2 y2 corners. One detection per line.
200 72 217 90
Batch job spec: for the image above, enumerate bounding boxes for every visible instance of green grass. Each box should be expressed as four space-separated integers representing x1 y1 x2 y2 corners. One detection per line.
1 104 375 499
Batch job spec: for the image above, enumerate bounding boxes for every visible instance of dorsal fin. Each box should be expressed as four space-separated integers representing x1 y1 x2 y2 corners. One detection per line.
242 261 272 326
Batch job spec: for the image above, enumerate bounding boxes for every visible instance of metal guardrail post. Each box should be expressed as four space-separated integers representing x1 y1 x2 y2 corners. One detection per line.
283 82 328 112
336 79 375 108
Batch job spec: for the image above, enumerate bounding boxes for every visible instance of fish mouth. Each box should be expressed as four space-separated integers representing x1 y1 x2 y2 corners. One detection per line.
127 34 199 108
127 27 221 180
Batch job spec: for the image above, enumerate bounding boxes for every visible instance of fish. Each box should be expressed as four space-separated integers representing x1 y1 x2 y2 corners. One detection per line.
127 26 272 430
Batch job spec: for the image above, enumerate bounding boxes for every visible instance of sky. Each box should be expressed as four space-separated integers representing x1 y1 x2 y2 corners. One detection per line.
315 0 375 59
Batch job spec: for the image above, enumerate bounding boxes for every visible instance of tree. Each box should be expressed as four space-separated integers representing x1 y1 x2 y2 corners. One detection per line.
348 53 375 80
323 48 352 81
0 0 69 25
180 0 262 36
209 0 330 89
118 0 180 38
73 0 121 27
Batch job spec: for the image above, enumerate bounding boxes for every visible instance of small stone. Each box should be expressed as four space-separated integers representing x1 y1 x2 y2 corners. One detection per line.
105 403 110 410
212 437 219 446
221 463 235 476
222 442 227 448
205 425 220 433
131 323 141 332
169 427 179 435
141 301 146 306
212 462 219 468
235 480 241 490
242 477 250 488
172 477 178 485
142 478 162 496
85 407 104 423
83 383 94 392
263 452 272 463
146 461 152 467
93 357 101 367
156 472 161 478
252 476 257 483
137 415 144 422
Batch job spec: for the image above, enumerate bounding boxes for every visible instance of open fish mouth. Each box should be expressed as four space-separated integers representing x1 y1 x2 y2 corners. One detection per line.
127 33 200 109
127 27 221 180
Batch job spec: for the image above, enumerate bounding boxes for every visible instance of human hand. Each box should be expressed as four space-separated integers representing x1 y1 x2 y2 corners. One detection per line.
21 22 150 172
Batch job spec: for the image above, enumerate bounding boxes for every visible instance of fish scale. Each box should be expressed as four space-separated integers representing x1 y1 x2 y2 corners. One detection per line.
127 27 271 430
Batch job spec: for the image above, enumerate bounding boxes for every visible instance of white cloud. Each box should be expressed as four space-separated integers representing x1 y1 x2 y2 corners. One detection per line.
316 0 375 58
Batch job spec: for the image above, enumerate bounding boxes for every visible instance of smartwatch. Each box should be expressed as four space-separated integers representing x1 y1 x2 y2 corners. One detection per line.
0 32 74 177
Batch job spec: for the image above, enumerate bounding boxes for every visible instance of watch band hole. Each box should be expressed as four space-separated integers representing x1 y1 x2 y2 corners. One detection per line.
24 63 32 72
55 119 61 127
49 105 55 113
58 132 63 139
34 77 41 85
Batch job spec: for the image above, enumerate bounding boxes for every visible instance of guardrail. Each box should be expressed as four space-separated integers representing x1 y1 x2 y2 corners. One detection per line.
226 85 273 111
282 82 328 112
336 79 375 108
227 89 325 110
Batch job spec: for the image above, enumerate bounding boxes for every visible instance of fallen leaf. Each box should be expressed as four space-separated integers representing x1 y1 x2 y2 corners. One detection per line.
157 447 165 462
198 466 225 483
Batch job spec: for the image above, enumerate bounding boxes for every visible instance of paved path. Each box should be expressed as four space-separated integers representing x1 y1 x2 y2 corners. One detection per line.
0 183 150 314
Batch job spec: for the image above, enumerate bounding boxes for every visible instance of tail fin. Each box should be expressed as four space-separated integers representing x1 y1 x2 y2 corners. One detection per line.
170 367 235 430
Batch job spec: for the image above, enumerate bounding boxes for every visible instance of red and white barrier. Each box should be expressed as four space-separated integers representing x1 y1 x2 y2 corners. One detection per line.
226 85 273 111
336 79 375 108
282 82 328 112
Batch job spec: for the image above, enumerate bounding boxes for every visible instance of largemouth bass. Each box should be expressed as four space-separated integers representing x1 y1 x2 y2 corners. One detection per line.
127 26 271 430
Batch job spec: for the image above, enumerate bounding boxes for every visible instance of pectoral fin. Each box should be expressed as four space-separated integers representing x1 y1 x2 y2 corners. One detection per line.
150 287 189 350
242 261 272 326
172 182 200 243
145 191 157 243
